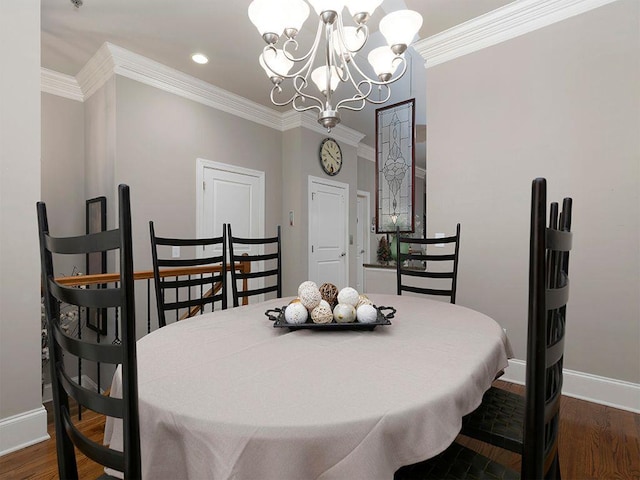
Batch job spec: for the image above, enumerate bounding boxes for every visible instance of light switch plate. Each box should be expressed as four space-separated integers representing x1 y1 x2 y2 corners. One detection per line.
172 246 180 258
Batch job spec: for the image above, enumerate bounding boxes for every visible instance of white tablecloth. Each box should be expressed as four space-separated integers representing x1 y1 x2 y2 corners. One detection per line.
105 293 512 480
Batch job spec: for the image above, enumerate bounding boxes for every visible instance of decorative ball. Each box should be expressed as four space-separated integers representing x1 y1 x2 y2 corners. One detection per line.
319 283 338 306
356 304 378 324
333 303 356 323
298 281 318 297
311 300 333 324
284 301 308 324
299 285 322 310
356 294 373 309
337 287 359 307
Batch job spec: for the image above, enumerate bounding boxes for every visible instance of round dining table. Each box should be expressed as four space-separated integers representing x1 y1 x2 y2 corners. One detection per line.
105 293 512 480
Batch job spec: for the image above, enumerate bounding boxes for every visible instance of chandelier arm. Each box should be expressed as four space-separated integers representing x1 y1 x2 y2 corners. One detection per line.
335 17 369 55
292 75 325 109
335 97 367 112
292 98 322 114
281 20 323 64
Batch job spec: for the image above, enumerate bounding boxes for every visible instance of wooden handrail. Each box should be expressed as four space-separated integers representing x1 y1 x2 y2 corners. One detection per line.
55 263 251 310
55 263 248 287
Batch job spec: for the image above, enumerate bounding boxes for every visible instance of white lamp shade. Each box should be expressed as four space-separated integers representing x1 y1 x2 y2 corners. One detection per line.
307 0 346 15
311 65 342 93
345 0 383 16
379 10 423 47
334 26 365 56
282 0 310 31
367 46 400 77
259 49 294 77
249 0 287 36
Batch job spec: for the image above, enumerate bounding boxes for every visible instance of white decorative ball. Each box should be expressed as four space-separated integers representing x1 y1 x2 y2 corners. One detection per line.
356 304 378 324
299 286 322 310
337 287 359 307
356 294 373 309
298 281 318 297
333 303 356 323
311 300 333 324
284 301 308 324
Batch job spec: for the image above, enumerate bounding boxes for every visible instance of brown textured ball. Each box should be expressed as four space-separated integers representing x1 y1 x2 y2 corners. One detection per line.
319 283 338 306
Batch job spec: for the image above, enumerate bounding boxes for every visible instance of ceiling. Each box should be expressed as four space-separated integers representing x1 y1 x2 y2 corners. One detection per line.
41 0 512 165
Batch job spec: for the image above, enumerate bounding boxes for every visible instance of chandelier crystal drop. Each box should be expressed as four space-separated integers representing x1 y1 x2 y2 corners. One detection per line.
248 0 422 131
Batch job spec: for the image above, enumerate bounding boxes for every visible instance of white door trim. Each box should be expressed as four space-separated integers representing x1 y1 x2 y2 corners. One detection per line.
307 175 349 286
357 190 371 264
196 158 265 240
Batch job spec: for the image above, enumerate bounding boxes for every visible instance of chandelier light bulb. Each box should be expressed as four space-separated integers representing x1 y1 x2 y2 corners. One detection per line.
260 49 294 83
379 10 423 53
367 46 401 81
282 0 311 37
249 0 288 41
311 65 342 94
334 26 365 61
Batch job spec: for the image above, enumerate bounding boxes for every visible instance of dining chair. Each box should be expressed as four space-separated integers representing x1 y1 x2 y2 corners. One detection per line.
149 221 227 328
395 224 461 303
37 184 141 479
394 178 573 480
227 224 282 307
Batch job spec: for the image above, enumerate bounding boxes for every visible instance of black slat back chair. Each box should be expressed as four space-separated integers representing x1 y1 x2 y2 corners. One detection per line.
149 222 227 329
395 178 573 480
395 223 461 303
37 184 141 479
227 224 282 307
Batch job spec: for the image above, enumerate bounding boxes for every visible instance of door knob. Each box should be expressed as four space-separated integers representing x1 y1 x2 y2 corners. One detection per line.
340 252 346 257
360 249 365 254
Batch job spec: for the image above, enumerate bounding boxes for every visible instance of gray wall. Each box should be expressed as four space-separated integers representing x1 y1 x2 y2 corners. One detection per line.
281 127 360 293
0 0 43 436
41 93 86 275
113 76 283 279
425 0 639 383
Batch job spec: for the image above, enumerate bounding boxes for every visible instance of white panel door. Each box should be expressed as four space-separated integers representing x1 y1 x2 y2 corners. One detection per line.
196 159 265 303
308 176 348 288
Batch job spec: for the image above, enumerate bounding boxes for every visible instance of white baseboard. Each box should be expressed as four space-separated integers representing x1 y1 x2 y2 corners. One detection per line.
42 374 100 404
0 406 49 456
502 359 640 413
0 375 101 457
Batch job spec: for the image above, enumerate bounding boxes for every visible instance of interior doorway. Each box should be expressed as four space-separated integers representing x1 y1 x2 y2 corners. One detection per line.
308 176 349 289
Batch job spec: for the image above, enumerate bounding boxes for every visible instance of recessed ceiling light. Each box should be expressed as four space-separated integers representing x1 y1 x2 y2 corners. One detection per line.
192 53 209 65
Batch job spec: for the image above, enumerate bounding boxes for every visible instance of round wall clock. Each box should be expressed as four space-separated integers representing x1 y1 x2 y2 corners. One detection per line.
319 138 342 176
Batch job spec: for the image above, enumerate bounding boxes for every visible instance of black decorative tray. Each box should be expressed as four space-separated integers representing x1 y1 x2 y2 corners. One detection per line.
265 305 395 331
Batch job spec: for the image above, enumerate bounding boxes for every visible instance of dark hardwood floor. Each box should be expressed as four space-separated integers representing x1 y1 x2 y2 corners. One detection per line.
1 381 638 479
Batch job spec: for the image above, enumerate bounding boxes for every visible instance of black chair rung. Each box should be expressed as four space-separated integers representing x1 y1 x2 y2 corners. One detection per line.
150 221 228 328
228 224 282 308
396 223 461 304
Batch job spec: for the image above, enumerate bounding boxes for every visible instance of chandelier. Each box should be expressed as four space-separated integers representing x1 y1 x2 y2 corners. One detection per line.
248 0 422 131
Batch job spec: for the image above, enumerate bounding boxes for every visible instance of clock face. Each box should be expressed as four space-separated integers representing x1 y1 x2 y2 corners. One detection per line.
319 138 342 176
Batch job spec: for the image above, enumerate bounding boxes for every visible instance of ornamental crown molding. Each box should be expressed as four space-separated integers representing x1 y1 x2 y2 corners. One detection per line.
282 110 365 147
41 68 83 101
357 144 375 162
414 0 620 68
